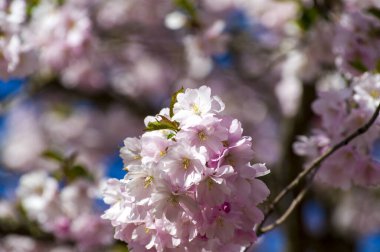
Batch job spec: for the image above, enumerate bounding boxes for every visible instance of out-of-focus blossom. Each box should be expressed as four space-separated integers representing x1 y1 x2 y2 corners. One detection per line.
1 99 141 173
334 9 380 77
294 73 380 188
33 3 92 72
334 190 380 235
16 170 113 251
0 235 38 252
0 1 36 79
275 50 303 117
17 170 59 223
1 104 46 171
0 200 16 220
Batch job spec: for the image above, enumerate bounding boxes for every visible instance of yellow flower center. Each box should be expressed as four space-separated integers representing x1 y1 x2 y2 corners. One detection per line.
182 158 190 170
168 195 179 204
198 131 207 141
144 176 154 188
207 178 214 191
216 216 224 227
370 89 380 99
145 227 150 234
192 103 201 115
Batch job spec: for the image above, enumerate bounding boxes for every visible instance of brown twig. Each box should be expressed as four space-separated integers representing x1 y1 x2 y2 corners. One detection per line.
240 101 380 252
260 183 310 234
243 103 380 251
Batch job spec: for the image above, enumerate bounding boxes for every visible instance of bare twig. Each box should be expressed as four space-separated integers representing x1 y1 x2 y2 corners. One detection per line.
242 103 380 251
241 101 380 252
260 183 310 234
258 166 319 235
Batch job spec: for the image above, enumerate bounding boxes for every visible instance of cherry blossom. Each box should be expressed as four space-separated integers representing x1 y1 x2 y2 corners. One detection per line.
294 73 380 188
102 86 270 251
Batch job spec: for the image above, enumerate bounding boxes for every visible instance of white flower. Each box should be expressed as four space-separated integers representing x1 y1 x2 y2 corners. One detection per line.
17 171 59 222
173 86 225 127
120 137 142 171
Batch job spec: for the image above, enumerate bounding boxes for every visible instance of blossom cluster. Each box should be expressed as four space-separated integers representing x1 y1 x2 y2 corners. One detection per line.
102 86 270 251
294 73 380 189
0 0 36 79
0 0 297 96
2 0 380 250
334 4 380 77
15 169 113 251
0 96 140 251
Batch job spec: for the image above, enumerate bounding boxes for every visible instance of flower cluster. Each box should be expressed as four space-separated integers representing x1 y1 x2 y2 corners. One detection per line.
0 0 36 79
102 86 270 251
16 170 113 251
333 4 380 77
294 73 380 189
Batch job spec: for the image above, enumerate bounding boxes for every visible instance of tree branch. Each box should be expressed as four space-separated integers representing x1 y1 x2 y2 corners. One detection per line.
260 183 310 234
255 101 380 236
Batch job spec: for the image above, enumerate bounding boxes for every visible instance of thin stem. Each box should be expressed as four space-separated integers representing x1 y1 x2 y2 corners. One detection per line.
258 167 319 235
260 183 310 234
255 101 380 236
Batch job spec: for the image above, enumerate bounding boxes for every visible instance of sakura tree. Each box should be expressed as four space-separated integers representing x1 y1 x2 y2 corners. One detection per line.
1 0 380 252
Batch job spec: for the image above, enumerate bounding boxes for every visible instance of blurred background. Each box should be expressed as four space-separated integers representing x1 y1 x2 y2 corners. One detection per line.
0 0 380 251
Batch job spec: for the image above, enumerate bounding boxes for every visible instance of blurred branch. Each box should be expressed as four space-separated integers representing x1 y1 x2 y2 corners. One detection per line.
0 207 56 243
257 101 380 235
242 81 317 252
261 183 310 234
28 77 158 118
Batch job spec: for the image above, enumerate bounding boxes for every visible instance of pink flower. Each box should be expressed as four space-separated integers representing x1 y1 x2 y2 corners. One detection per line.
102 86 270 251
176 117 227 155
120 137 142 170
173 86 225 127
141 133 173 164
294 73 380 189
196 164 235 206
150 179 199 222
333 9 380 77
161 143 206 188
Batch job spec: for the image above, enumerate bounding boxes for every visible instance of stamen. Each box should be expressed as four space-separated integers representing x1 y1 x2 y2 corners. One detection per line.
144 176 154 188
198 131 207 141
182 158 190 170
192 103 201 115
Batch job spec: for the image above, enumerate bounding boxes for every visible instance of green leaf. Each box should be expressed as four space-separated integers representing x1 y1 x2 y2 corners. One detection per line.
51 170 64 181
172 0 200 28
111 244 130 252
145 115 180 132
169 87 184 117
52 104 73 118
65 164 94 183
173 0 197 18
349 59 368 73
376 60 380 73
296 6 319 31
17 203 28 221
26 0 40 17
42 150 93 183
167 132 176 139
41 150 64 162
368 7 380 20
